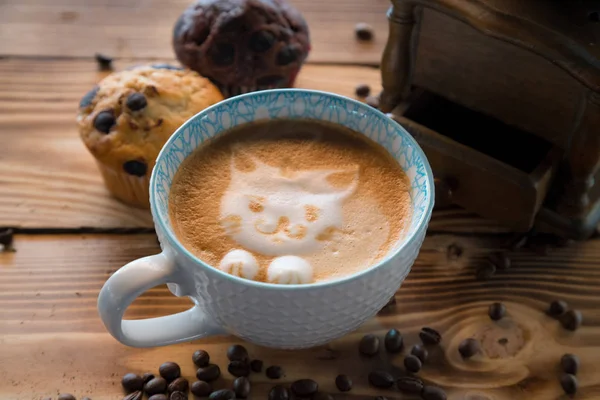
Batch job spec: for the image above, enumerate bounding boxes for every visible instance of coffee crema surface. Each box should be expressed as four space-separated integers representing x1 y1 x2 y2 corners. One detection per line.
169 119 412 284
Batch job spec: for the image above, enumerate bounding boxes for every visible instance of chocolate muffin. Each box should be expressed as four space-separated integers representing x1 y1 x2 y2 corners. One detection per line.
173 0 310 97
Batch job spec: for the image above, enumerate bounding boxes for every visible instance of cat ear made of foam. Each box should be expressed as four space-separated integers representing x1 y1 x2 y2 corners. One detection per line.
297 166 359 199
229 146 280 184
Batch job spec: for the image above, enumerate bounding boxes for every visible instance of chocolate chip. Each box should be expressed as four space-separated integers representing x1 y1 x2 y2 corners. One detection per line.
410 344 428 363
228 360 250 377
548 300 568 318
122 373 144 393
250 359 263 372
144 377 167 396
58 395 76 400
422 385 447 400
403 355 422 373
123 160 147 177
95 53 113 71
561 354 580 375
359 334 380 356
210 43 235 66
227 344 249 362
151 64 183 70
193 350 210 367
276 46 298 65
335 374 352 392
313 393 333 400
159 362 180 382
561 310 583 331
384 329 403 353
476 260 496 280
396 376 424 394
233 377 251 398
489 252 510 270
291 379 318 397
458 338 480 358
355 84 370 97
209 389 236 400
560 373 578 395
419 327 442 345
355 22 374 41
268 385 289 400
123 392 143 400
80 86 99 108
196 364 221 382
167 377 188 393
368 370 394 388
257 75 285 86
191 380 212 397
365 95 379 109
169 393 186 400
142 373 155 384
126 93 147 111
249 30 276 52
488 302 506 321
266 365 284 379
93 110 116 134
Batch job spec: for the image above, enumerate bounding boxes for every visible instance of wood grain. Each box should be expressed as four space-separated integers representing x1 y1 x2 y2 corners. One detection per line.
0 0 389 64
1 234 599 399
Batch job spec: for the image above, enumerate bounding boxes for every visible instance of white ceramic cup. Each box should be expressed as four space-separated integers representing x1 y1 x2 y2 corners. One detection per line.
97 89 434 349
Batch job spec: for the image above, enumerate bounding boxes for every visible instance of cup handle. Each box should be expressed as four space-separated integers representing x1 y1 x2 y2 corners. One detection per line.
97 252 226 347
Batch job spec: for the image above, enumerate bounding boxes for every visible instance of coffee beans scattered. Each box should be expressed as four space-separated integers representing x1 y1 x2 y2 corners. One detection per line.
191 380 212 397
266 365 284 379
458 338 480 358
144 377 167 396
147 394 166 400
233 376 251 398
419 327 442 345
476 260 496 280
291 379 319 397
561 353 580 375
193 350 210 367
95 53 113 71
196 364 221 382
422 385 447 400
123 392 142 400
335 374 352 392
142 373 155 384
384 329 403 353
167 377 188 394
209 389 236 400
368 370 394 388
159 362 181 382
355 22 374 41
548 300 568 318
561 309 583 331
396 376 424 394
488 302 506 321
122 373 144 393
250 359 263 373
126 93 148 111
94 110 116 134
488 252 510 270
58 395 76 400
227 344 249 362
359 334 380 356
169 392 186 400
560 373 578 395
403 355 422 373
355 84 371 97
228 360 250 377
269 385 289 400
411 344 428 363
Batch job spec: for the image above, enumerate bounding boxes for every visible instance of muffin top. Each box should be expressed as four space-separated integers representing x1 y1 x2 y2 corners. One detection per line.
77 64 223 177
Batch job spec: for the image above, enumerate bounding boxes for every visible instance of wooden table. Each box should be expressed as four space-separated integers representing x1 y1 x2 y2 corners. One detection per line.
0 1 599 399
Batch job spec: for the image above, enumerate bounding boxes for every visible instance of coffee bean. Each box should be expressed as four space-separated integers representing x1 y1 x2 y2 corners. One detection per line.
227 344 249 362
458 338 480 358
476 260 496 280
58 395 76 400
148 395 167 400
355 22 374 41
335 374 352 392
167 377 189 393
368 370 394 388
159 362 181 382
95 53 113 71
210 42 235 66
410 344 428 363
0 228 14 250
228 360 250 377
250 359 263 372
142 373 155 383
291 379 319 397
122 373 144 393
276 46 298 66
561 310 583 331
548 300 568 318
170 391 186 400
313 393 333 400
396 376 424 394
268 385 289 400
422 385 447 400
266 365 284 379
123 159 148 177
384 329 403 353
249 30 276 52
488 302 506 321
561 353 580 375
191 380 212 397
560 373 578 395
193 350 210 367
359 334 380 356
197 364 221 382
80 86 99 108
123 392 142 400
365 95 379 109
126 93 147 111
403 355 422 373
419 327 442 345
209 389 236 400
355 84 371 97
233 376 251 398
144 377 168 396
93 110 116 134
489 252 510 270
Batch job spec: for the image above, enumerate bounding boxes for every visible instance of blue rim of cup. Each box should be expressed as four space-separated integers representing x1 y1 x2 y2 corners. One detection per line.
150 89 435 290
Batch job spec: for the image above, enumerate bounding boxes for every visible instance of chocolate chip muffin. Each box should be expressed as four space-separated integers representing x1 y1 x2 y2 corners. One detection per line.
173 0 310 97
77 64 223 208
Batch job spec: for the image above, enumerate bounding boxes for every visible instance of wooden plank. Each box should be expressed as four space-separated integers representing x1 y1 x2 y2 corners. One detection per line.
0 0 389 64
1 234 599 399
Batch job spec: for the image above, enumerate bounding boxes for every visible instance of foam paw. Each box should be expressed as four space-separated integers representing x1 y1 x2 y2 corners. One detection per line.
218 249 259 280
267 256 313 284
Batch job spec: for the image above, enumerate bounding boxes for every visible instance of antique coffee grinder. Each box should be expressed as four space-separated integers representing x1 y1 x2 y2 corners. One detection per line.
380 0 600 239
